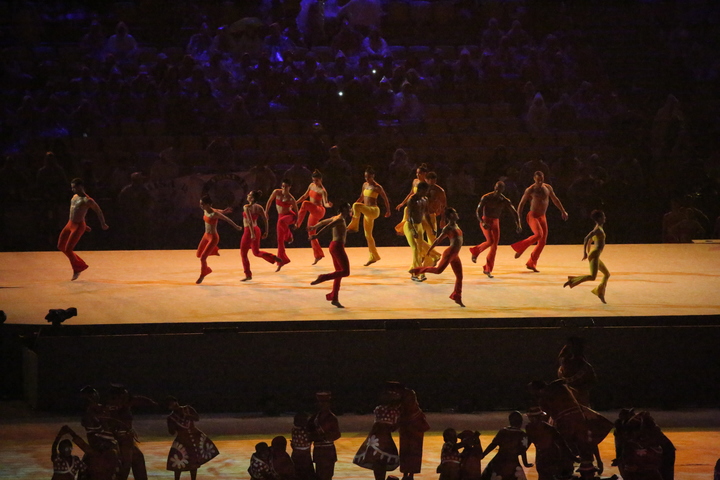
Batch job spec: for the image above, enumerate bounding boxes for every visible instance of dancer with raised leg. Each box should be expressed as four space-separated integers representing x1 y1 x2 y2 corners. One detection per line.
196 195 242 284
265 179 299 271
512 171 568 272
57 178 109 280
347 166 391 266
309 203 351 308
409 207 464 306
564 210 610 303
240 190 281 282
470 181 521 278
296 170 332 265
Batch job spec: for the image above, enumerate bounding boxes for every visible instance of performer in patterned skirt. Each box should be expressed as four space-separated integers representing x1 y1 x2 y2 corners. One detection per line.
354 383 403 480
165 396 219 480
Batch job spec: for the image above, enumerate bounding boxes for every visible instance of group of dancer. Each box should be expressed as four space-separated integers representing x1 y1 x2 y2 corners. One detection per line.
49 338 675 480
58 164 611 306
51 384 218 480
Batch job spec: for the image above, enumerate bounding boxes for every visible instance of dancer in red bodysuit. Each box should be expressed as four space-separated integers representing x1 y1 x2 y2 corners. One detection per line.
57 178 109 280
296 170 333 264
309 203 351 308
241 190 281 281
265 179 299 271
196 195 242 284
512 171 568 272
470 181 521 278
410 207 465 307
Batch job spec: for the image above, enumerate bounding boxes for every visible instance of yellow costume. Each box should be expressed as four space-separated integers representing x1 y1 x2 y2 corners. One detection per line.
395 184 436 242
565 229 610 302
404 220 440 275
348 188 381 263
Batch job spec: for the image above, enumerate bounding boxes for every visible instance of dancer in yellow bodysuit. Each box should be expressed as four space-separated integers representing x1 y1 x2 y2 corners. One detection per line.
564 209 610 303
347 166 392 266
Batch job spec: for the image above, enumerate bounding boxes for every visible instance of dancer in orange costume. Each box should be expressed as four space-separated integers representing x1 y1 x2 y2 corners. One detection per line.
57 178 109 280
196 195 242 284
410 207 465 307
309 203 351 308
564 210 610 303
241 190 281 282
512 171 568 272
265 179 299 271
296 169 333 265
347 166 392 266
470 181 521 278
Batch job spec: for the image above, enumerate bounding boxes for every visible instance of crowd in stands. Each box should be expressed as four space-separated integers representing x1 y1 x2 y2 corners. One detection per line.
1 0 719 252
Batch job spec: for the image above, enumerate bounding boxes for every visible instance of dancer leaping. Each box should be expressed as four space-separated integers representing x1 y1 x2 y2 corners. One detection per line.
564 209 610 303
309 203 351 308
410 207 465 307
196 195 242 284
296 170 333 265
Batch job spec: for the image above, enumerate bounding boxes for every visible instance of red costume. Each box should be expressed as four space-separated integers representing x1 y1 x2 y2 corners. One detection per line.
398 389 429 475
241 211 278 277
469 216 500 274
57 220 89 274
313 240 350 303
511 212 547 270
297 190 326 260
353 404 401 471
166 406 219 473
196 214 220 278
275 197 297 265
410 227 463 303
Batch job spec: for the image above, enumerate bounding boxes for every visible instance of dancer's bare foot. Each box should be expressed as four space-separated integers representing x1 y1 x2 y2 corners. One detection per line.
451 293 465 307
311 276 322 285
514 251 522 259
331 300 345 308
471 255 478 263
526 264 539 272
592 287 607 304
313 257 322 265
364 258 378 266
71 265 88 281
275 257 288 272
241 276 252 281
484 270 494 278
563 277 572 288
196 275 205 284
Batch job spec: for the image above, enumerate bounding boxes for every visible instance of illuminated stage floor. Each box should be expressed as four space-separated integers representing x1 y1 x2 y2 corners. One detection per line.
1 244 719 325
1 411 718 480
